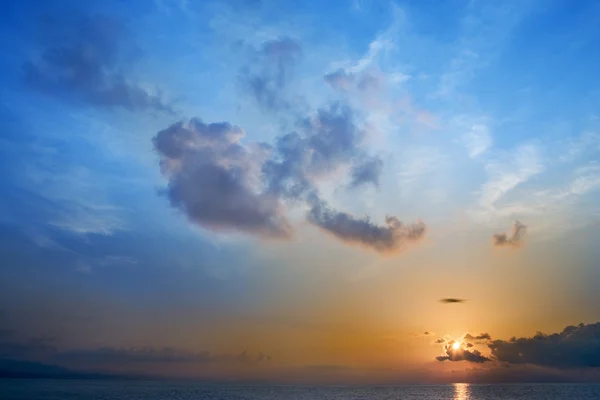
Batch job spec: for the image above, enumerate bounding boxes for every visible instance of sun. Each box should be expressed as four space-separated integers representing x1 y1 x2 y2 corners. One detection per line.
452 341 461 350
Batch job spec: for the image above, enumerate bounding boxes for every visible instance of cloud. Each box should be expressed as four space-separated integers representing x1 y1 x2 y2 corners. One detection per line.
263 103 378 197
462 123 492 158
479 145 543 211
153 27 427 254
349 157 383 188
0 334 57 359
324 69 383 93
436 339 491 363
307 196 426 254
439 298 466 304
56 347 270 365
464 332 492 342
493 220 527 247
0 331 271 367
324 69 354 91
153 106 424 253
489 322 600 368
23 13 171 113
239 36 302 112
153 118 292 238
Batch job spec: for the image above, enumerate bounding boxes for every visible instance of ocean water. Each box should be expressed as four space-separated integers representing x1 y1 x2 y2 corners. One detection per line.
2 380 600 400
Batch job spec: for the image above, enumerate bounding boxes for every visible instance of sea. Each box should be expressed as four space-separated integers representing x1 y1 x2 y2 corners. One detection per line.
2 380 600 400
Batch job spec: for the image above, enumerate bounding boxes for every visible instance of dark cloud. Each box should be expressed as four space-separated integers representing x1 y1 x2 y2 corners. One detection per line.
56 347 270 365
153 118 292 238
436 340 491 363
489 322 600 368
153 100 424 251
439 298 466 304
350 156 383 188
307 196 426 254
23 13 171 113
493 220 527 248
434 322 600 369
464 332 492 342
239 36 302 112
153 108 425 252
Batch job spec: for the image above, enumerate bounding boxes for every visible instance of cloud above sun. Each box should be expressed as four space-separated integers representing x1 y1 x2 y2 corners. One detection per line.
152 36 428 255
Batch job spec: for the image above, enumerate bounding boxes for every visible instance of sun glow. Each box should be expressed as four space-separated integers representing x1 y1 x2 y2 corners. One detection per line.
452 341 461 350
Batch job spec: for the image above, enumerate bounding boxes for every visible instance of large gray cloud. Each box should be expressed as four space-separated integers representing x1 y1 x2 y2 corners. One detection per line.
239 36 302 112
153 118 292 238
307 196 426 254
493 220 527 247
434 322 600 369
23 13 171 113
154 37 426 252
489 322 600 368
153 111 425 252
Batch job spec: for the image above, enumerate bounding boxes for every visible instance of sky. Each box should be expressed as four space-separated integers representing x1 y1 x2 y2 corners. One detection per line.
1 0 600 384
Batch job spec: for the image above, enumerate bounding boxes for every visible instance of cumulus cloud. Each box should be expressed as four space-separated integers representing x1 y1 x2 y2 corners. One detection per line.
489 322 600 368
153 118 292 238
154 36 427 253
23 13 171 113
307 196 426 254
435 322 600 369
153 108 422 253
436 339 491 363
239 36 302 112
439 298 466 304
263 103 378 196
493 220 527 247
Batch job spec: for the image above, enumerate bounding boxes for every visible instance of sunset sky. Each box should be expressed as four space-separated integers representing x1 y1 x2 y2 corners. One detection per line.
1 0 600 384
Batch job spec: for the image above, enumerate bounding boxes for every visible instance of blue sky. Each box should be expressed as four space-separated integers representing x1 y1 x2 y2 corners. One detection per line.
1 0 600 383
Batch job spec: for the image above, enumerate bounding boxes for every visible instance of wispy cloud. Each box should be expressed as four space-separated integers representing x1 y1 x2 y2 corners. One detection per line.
396 147 445 187
470 144 543 224
24 13 172 113
457 118 492 158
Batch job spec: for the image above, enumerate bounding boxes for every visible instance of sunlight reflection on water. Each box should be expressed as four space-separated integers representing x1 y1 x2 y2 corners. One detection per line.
454 383 471 400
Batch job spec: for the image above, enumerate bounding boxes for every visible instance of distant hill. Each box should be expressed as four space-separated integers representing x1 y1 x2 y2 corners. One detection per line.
0 359 127 379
